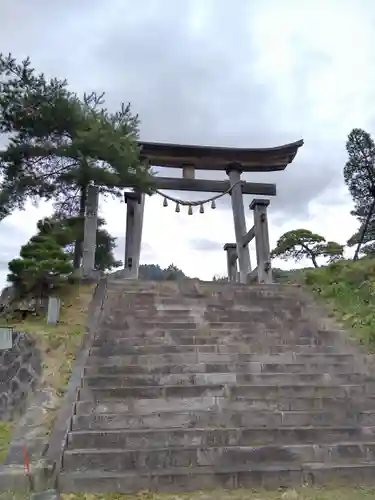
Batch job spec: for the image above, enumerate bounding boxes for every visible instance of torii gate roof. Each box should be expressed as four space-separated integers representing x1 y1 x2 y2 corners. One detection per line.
139 139 304 172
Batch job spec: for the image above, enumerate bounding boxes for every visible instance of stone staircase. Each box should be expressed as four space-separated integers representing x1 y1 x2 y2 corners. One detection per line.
58 278 375 492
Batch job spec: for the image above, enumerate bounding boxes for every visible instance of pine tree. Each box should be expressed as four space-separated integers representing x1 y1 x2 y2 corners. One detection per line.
7 234 73 296
37 215 122 272
271 229 343 268
344 128 375 260
0 53 153 266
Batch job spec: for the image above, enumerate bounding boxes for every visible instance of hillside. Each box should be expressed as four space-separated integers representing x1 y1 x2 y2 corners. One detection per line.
284 257 375 349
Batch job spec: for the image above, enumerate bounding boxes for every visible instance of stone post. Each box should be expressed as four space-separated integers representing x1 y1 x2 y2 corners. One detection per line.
47 296 61 325
223 243 238 283
82 184 99 277
124 191 145 279
226 164 251 283
250 198 272 284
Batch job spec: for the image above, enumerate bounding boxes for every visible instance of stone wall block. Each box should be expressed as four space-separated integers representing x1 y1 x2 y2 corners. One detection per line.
0 331 42 421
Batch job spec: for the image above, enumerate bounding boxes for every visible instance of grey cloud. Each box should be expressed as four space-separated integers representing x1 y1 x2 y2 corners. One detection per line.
0 221 28 260
114 236 156 263
84 0 350 221
190 238 223 252
0 219 29 287
0 260 9 271
0 0 365 225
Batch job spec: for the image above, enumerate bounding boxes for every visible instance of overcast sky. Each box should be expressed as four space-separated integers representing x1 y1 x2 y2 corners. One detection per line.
1 0 374 286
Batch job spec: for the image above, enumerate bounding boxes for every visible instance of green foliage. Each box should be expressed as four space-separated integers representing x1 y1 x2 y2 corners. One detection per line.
0 422 12 462
347 216 375 255
37 216 78 247
94 222 122 272
320 241 344 263
55 486 375 500
271 229 343 268
37 215 122 272
344 128 375 209
344 128 375 258
7 234 74 296
272 267 307 284
301 257 375 348
139 263 187 281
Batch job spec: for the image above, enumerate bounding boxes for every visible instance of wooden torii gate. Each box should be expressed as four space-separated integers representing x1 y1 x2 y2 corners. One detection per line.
82 139 304 284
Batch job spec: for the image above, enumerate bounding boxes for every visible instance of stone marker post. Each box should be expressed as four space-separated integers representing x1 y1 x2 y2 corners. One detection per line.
250 198 272 284
0 326 13 350
47 296 61 324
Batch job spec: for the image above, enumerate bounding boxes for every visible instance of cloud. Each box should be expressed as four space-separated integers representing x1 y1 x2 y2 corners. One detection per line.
0 0 374 287
113 236 156 264
190 238 223 252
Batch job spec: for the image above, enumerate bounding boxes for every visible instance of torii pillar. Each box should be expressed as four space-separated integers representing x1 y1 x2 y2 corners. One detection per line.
223 243 238 283
250 198 272 284
124 191 145 279
226 163 251 283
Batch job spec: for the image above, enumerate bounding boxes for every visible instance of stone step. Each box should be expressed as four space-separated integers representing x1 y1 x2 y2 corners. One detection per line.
89 344 348 357
67 426 375 449
102 321 197 330
108 310 289 319
57 462 375 492
82 372 370 389
107 281 301 296
92 335 336 347
86 351 360 367
78 382 366 401
103 321 283 332
93 332 297 343
62 441 375 472
71 409 375 431
99 325 282 335
75 394 375 415
101 326 343 338
84 361 362 377
110 298 298 308
113 309 290 319
130 309 193 317
87 351 361 367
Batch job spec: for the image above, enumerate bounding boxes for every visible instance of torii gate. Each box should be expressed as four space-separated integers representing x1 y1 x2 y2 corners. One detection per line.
82 139 304 284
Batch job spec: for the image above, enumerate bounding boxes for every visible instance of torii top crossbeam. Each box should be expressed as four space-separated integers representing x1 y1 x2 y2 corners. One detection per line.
139 139 304 172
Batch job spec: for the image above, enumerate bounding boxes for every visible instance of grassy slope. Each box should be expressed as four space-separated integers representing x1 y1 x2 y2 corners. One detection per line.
16 283 96 395
59 487 375 500
0 283 95 460
0 422 12 462
299 257 375 349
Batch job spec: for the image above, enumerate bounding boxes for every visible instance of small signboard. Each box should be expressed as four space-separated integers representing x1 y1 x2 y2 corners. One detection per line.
0 326 13 350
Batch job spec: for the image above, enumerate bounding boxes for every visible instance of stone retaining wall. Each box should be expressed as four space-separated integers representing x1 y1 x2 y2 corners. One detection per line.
0 332 42 421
